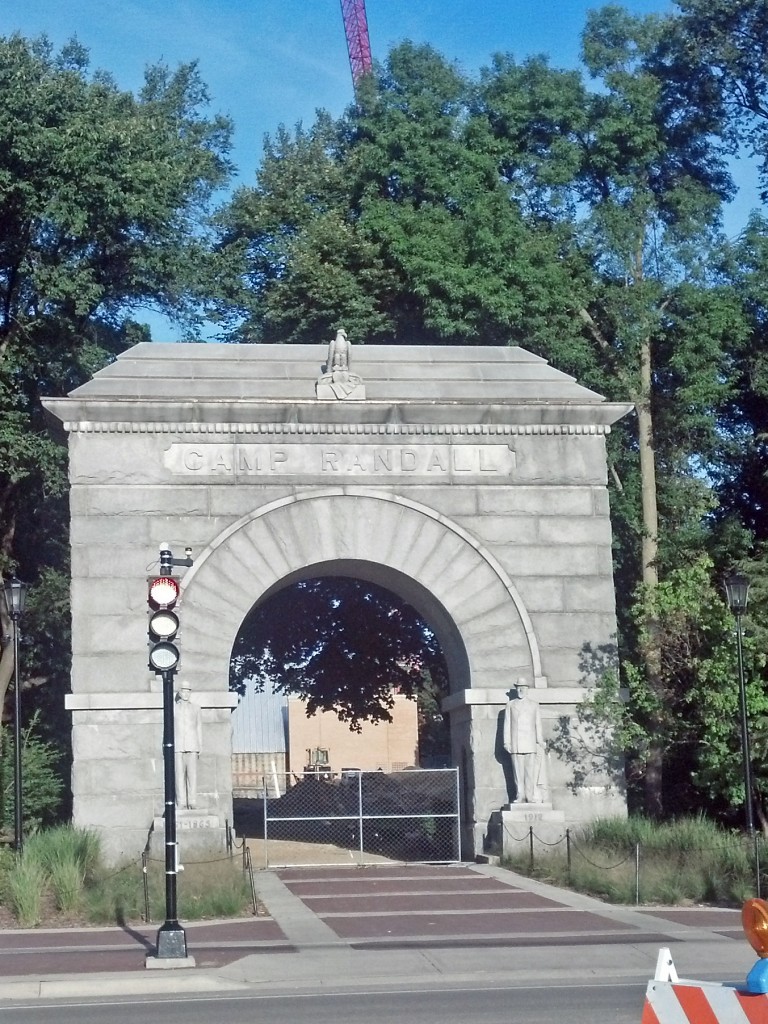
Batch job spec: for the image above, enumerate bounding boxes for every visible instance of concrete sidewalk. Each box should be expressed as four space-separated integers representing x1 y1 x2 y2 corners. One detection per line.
0 863 754 1002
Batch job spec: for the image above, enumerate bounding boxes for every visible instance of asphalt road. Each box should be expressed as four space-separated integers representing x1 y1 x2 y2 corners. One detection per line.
0 979 649 1024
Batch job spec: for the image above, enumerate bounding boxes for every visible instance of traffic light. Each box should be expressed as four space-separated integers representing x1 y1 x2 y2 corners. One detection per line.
147 574 180 673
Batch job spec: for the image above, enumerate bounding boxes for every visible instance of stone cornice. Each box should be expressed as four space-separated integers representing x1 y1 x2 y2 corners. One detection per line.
43 397 634 435
65 691 238 711
60 420 615 437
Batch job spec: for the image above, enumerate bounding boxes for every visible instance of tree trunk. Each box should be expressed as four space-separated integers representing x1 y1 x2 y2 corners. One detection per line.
636 329 663 817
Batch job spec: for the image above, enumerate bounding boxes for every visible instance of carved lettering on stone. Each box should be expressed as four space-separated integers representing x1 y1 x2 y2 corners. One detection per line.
165 443 516 480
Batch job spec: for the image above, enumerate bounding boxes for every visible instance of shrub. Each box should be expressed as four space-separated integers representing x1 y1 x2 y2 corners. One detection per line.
0 713 64 835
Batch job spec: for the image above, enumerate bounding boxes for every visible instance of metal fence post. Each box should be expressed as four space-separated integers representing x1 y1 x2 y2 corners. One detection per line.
635 843 640 905
566 828 571 885
756 831 762 899
529 826 534 873
357 770 364 865
453 767 461 862
142 850 151 923
262 779 269 870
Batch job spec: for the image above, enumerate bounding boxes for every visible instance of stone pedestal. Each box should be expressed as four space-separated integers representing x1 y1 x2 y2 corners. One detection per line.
151 810 228 861
315 370 365 400
486 802 566 860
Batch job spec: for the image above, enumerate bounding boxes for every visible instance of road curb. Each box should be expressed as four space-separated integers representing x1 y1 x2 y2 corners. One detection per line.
0 970 251 1002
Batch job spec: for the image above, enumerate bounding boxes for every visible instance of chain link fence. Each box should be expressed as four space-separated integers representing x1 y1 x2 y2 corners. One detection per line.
235 768 460 867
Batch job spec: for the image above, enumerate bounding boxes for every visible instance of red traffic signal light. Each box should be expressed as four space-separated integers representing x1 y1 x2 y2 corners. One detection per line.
148 576 181 673
148 576 179 610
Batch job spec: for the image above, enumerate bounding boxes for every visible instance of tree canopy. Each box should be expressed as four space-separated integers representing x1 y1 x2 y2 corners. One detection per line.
0 33 233 745
230 577 449 727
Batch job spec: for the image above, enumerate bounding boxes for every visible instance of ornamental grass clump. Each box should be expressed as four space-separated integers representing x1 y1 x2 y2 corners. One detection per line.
22 825 102 913
5 858 47 927
0 825 255 926
502 815 760 907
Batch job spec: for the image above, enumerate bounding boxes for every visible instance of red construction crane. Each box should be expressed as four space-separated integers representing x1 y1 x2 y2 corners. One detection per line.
340 0 373 88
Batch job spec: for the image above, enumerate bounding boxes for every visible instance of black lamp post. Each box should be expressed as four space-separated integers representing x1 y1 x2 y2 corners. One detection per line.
3 577 29 854
724 570 754 835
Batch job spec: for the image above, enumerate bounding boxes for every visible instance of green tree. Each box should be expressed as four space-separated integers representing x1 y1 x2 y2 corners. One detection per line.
215 113 391 343
216 43 578 349
475 6 739 813
676 0 768 194
0 34 233 741
230 577 449 730
712 215 768 544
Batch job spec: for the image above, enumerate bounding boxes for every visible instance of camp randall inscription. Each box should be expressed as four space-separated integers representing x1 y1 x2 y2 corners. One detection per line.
167 441 516 479
43 331 632 864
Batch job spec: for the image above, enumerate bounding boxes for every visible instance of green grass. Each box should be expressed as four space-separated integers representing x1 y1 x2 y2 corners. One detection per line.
0 825 254 926
5 859 47 927
502 815 760 906
86 857 253 924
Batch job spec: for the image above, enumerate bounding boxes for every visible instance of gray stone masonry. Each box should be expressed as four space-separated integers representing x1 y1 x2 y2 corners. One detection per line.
44 343 632 861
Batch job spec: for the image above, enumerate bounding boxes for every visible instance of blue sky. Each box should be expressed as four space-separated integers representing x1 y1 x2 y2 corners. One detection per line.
10 1 761 337
12 0 682 190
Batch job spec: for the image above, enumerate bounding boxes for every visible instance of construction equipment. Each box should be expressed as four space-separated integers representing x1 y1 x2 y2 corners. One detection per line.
340 0 373 89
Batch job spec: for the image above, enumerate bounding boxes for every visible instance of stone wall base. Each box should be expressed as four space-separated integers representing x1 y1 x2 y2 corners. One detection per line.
150 812 229 863
485 805 567 861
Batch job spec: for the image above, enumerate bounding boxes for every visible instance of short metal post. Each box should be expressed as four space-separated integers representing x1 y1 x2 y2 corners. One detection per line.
142 851 151 922
635 843 640 905
529 826 534 873
453 767 461 862
566 828 571 884
756 832 762 899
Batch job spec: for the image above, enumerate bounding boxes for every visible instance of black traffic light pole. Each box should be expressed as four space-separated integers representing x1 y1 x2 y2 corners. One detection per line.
151 545 193 962
156 664 186 958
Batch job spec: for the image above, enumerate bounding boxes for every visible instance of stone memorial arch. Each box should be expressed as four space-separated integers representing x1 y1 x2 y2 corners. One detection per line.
44 341 631 862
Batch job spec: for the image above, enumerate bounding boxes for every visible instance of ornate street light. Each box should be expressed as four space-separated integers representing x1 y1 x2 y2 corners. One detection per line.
724 570 753 834
3 577 29 854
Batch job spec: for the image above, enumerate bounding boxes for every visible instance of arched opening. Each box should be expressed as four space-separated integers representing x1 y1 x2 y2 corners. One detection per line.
229 560 465 773
228 561 465 861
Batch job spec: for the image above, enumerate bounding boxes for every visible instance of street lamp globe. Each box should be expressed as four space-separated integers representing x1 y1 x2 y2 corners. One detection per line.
724 571 750 617
2 577 28 621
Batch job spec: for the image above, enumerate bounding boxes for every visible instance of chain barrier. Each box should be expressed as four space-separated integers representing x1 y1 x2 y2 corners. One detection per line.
567 837 636 871
532 830 567 848
503 827 767 903
144 850 239 867
141 824 153 921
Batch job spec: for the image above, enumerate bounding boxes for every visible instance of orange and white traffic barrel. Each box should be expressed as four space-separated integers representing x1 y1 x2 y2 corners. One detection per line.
641 898 768 1024
641 977 768 1023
